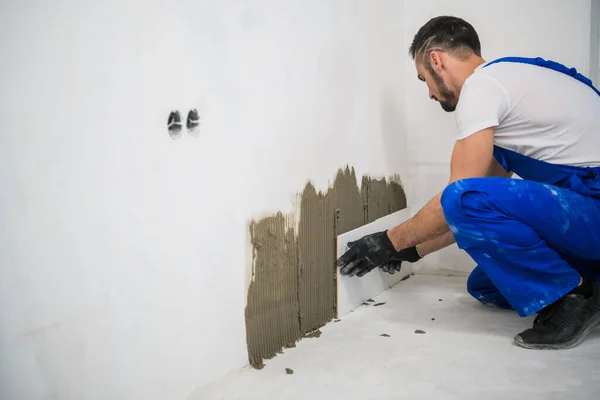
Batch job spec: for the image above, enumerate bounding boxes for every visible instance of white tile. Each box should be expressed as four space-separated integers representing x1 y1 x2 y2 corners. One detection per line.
336 208 412 317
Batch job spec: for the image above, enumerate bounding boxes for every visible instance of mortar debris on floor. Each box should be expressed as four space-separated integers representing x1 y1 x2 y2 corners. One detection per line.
193 274 600 400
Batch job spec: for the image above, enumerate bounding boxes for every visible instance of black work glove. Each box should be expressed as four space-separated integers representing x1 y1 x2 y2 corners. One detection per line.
336 230 422 278
337 230 397 277
380 246 422 275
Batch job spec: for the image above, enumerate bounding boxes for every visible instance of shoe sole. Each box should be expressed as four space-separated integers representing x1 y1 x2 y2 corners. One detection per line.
513 312 600 350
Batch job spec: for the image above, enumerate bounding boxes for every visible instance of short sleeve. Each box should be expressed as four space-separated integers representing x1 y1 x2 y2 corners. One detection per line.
455 76 510 140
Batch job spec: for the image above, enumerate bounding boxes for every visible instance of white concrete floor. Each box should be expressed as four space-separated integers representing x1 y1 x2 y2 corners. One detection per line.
192 274 600 400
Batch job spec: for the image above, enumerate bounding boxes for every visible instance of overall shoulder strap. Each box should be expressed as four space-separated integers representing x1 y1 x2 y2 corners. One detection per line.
484 56 600 97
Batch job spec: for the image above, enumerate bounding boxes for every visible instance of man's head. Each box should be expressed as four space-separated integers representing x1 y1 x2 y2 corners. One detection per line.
409 16 484 112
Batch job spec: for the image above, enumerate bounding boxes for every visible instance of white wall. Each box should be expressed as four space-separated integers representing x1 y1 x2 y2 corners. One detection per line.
592 0 600 86
0 1 408 399
1 1 595 398
404 0 593 274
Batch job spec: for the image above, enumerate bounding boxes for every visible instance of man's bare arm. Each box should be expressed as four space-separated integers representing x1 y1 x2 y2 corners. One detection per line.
387 127 497 250
416 231 456 256
487 154 513 179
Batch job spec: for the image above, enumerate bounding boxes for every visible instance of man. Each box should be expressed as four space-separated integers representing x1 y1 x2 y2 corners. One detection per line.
336 16 600 350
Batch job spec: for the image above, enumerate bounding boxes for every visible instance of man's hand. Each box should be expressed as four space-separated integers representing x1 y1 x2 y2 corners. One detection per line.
336 231 423 277
380 260 403 275
336 231 397 277
380 246 422 274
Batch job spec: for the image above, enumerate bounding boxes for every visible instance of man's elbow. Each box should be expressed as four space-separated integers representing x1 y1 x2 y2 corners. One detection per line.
487 169 513 178
487 161 514 178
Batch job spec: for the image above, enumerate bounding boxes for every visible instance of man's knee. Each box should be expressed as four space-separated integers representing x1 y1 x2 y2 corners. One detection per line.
466 266 513 310
441 178 499 224
441 179 466 218
441 178 479 224
466 266 489 297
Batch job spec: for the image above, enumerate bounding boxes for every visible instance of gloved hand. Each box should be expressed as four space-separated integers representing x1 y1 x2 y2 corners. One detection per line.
336 230 398 277
336 230 422 277
380 246 422 274
379 260 403 275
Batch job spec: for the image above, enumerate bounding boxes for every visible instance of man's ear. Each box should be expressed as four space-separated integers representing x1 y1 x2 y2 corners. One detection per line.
429 51 444 73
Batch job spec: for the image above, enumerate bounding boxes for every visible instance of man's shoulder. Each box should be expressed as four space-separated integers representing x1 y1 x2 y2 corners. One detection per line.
458 70 509 108
459 62 525 105
472 59 545 83
472 59 573 90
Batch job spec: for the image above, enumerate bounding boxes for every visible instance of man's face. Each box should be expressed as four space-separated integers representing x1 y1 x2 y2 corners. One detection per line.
416 61 458 112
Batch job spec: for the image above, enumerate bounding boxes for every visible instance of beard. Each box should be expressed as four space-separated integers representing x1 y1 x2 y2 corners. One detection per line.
430 69 458 112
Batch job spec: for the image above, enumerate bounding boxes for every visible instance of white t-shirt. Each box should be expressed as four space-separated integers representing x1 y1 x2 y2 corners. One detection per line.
455 60 600 167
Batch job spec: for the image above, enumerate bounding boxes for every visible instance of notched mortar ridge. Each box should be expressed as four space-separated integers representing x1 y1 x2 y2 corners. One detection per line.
245 165 407 368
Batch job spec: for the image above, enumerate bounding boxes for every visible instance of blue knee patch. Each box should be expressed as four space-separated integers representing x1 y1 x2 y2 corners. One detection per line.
440 178 485 231
440 180 465 228
441 178 501 228
440 180 464 214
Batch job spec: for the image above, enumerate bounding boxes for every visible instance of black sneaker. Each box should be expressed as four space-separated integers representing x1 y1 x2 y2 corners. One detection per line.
514 281 600 349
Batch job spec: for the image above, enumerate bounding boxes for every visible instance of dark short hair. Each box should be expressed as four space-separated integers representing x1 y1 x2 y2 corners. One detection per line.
409 16 481 63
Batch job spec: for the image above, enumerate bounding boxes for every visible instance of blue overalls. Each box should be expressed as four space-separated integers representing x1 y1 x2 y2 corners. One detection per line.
440 57 600 317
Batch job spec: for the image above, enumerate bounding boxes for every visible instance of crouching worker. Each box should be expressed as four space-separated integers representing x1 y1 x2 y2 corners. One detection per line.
336 16 600 349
